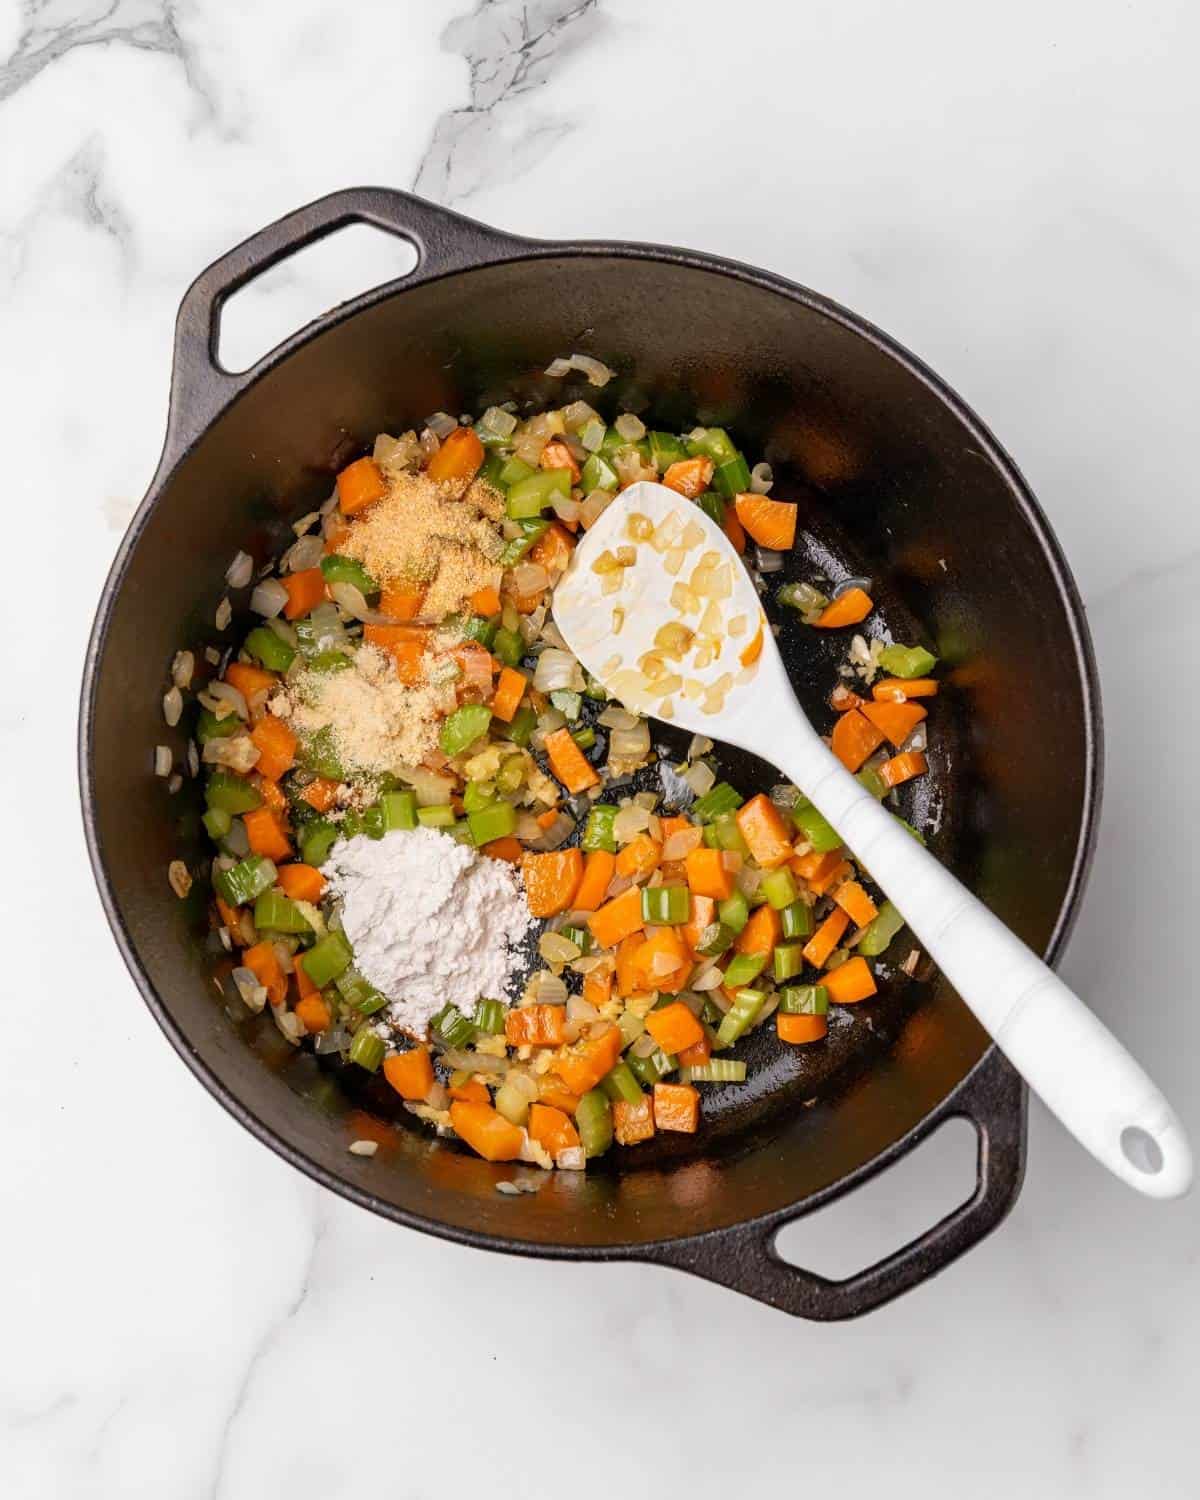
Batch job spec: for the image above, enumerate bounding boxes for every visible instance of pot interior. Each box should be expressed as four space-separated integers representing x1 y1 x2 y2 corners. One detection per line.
85 253 1095 1248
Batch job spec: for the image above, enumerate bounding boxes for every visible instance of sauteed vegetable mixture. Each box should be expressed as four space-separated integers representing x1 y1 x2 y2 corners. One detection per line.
160 372 937 1170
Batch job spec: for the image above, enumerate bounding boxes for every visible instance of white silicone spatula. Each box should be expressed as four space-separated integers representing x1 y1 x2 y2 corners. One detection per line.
552 480 1191 1199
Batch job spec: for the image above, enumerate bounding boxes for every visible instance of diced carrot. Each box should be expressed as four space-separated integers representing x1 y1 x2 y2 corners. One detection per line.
363 623 429 684
735 902 782 957
633 929 691 994
539 1077 580 1113
243 941 286 1006
735 793 794 869
256 775 287 815
873 677 939 701
482 836 522 863
612 1096 656 1145
490 666 528 723
336 456 387 515
723 505 747 554
792 847 845 882
215 895 242 932
574 850 616 912
683 847 733 901
224 661 276 701
582 967 614 1010
505 1005 569 1047
426 426 485 485
834 880 878 928
530 521 575 575
861 699 927 748
543 727 600 794
830 682 865 712
243 807 291 862
680 894 716 954
468 585 502 617
539 440 581 483
300 777 340 813
678 1033 713 1067
293 959 319 1000
661 457 713 498
814 587 874 628
535 809 560 831
528 1102 580 1157
522 848 583 917
276 863 326 904
645 1000 705 1055
381 1047 435 1101
447 1079 489 1105
555 1026 624 1095
740 624 764 667
831 708 886 772
294 993 332 1034
777 1013 828 1043
653 1082 700 1133
379 585 424 622
615 832 661 881
509 586 546 615
282 568 327 620
879 750 928 788
614 932 643 997
823 956 878 1004
249 715 297 781
324 524 352 554
658 816 691 842
802 908 850 968
449 1100 524 1162
733 494 797 550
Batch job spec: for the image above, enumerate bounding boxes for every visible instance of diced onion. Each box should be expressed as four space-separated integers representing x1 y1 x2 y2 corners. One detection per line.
598 705 638 731
208 680 248 720
528 812 574 851
754 547 784 574
329 581 374 621
750 462 774 494
512 562 550 597
225 550 254 588
540 932 582 965
691 964 725 992
532 648 583 694
614 413 646 441
551 496 581 523
162 687 183 727
425 410 459 438
250 578 289 618
609 720 651 762
834 576 873 599
532 972 568 1005
286 534 324 572
612 804 651 843
682 761 716 797
266 616 300 648
154 745 172 777
566 995 599 1025
563 401 599 431
662 826 703 860
544 353 614 387
479 405 518 439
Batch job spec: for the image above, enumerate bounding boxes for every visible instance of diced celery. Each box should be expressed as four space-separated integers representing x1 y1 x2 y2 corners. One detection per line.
205 770 262 814
792 802 842 853
301 931 353 988
878 643 937 678
320 554 378 596
558 924 592 953
244 625 296 671
716 988 766 1046
696 492 726 528
690 782 744 822
506 468 571 519
641 885 690 925
440 705 492 756
721 952 766 988
581 803 619 853
335 966 386 1015
778 984 829 1015
780 900 814 939
682 1058 747 1083
498 455 536 488
600 1061 643 1105
695 921 734 957
298 818 339 867
648 431 688 470
575 1089 613 1157
462 780 494 814
626 1048 673 1087
432 1003 476 1049
492 626 524 667
196 708 240 745
253 889 311 934
202 806 232 841
298 726 346 782
712 812 749 855
856 766 889 800
580 452 618 492
685 427 739 465
381 790 417 831
571 726 595 750
474 998 507 1035
498 704 536 748
468 800 517 846
713 455 752 498
348 1027 385 1072
458 615 497 648
773 941 805 982
717 890 750 934
213 854 276 908
417 805 456 829
549 689 582 721
761 867 799 909
856 901 905 957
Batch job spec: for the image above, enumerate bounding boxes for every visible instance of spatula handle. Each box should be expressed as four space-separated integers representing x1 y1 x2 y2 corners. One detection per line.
780 723 1192 1199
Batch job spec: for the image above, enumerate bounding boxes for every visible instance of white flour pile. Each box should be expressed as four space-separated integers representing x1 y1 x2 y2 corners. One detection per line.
325 827 532 1038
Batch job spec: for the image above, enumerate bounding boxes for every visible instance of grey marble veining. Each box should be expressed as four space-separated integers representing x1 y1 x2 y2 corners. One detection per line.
2 1 1199 1495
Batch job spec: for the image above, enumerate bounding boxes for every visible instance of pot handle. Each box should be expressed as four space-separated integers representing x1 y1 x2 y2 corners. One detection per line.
164 188 529 461
648 1050 1026 1320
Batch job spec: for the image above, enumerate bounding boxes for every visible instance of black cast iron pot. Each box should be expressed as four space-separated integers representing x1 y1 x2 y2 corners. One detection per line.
79 189 1101 1319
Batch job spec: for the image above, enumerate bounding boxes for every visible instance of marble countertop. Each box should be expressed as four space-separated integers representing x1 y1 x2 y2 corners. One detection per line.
3 0 1198 1494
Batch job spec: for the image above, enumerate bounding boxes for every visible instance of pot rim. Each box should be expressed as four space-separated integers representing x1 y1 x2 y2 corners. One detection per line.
78 224 1103 1262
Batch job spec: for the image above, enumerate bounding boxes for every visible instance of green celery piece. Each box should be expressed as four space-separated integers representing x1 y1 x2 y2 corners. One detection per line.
498 455 536 488
494 757 525 794
205 770 262 814
878 643 938 679
626 1048 673 1088
458 615 497 648
648 431 688 470
381 790 417 831
582 674 608 702
778 984 829 1015
780 900 814 939
498 704 536 748
253 889 312 934
492 626 523 667
335 966 386 1014
581 803 619 853
722 952 766 988
856 766 889 800
641 885 690 925
348 1028 385 1072
776 581 830 615
244 626 296 671
894 816 926 845
558 924 591 953
320 554 378 596
773 941 805 982
447 820 475 846
301 932 354 988
440 704 492 756
712 812 749 855
575 1089 614 1157
196 708 240 745
690 782 743 822
202 806 232 841
298 726 346 782
580 452 618 492
432 1003 475 1049
480 451 507 486
682 1058 747 1083
474 998 507 1035
685 427 739 466
600 1061 644 1105
340 809 364 840
792 802 843 853
462 780 495 814
360 804 386 840
571 726 595 750
717 890 750 934
298 818 339 867
695 921 734 957
761 866 799 910
214 854 277 908
696 492 726 529
308 650 352 674
702 823 722 849
713 455 752 498
716 988 766 1047
417 805 456 829
549 689 582 721
506 469 570 519
498 519 549 568
857 901 905 957
468 800 517 846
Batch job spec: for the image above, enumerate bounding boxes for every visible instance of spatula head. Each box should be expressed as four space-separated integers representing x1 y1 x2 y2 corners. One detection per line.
552 481 792 750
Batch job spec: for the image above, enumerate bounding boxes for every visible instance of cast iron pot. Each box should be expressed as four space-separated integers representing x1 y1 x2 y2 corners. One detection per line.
79 189 1101 1319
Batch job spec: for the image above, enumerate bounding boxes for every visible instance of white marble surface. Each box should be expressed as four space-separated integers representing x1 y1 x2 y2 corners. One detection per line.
2 0 1199 1494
